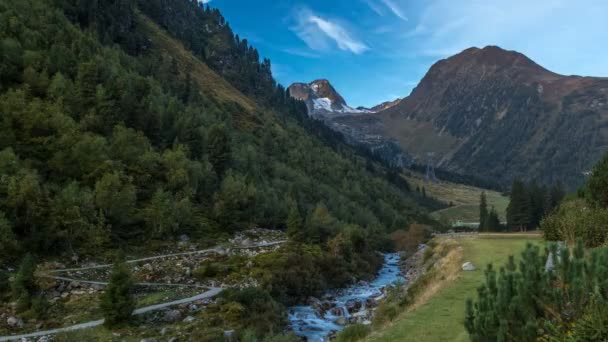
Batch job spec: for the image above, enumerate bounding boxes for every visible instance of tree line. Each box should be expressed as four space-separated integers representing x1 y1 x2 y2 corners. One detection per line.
478 179 565 232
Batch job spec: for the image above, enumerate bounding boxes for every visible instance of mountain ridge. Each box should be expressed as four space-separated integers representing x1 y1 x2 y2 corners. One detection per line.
332 45 608 189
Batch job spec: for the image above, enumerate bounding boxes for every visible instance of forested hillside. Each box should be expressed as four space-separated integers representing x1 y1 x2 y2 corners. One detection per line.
0 0 428 266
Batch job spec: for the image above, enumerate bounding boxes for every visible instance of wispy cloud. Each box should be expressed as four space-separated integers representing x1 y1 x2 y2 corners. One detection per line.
281 47 321 58
380 0 407 21
363 0 385 16
291 7 369 54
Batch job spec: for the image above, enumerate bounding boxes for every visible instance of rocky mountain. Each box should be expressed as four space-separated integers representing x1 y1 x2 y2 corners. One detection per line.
336 46 608 189
288 80 412 167
370 98 402 112
288 79 372 119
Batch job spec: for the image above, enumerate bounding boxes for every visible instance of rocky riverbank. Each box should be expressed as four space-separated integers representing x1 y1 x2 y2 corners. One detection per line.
288 253 404 341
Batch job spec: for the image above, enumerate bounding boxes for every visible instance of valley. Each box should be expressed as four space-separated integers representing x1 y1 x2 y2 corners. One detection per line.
2 0 608 342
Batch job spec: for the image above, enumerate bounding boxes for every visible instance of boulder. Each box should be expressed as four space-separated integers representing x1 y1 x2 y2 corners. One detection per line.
163 310 182 323
335 317 348 326
183 316 196 323
7 316 24 328
462 262 476 271
224 330 236 338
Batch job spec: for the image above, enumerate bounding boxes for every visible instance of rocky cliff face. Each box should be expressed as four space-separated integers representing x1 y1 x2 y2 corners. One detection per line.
340 46 608 189
288 79 372 119
288 79 411 167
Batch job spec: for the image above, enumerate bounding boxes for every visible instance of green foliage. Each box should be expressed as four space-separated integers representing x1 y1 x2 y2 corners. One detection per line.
464 241 608 341
252 241 382 305
587 153 608 208
100 261 135 327
372 302 401 327
207 124 231 178
0 211 17 261
478 191 488 231
12 254 37 312
540 199 608 247
217 287 287 337
335 324 372 342
286 200 304 242
506 179 564 231
0 0 423 260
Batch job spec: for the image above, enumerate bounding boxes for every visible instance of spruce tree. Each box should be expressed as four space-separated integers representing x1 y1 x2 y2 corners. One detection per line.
484 207 501 232
100 260 135 327
479 192 488 231
286 201 304 242
588 153 608 208
12 254 37 312
207 123 231 179
506 179 532 231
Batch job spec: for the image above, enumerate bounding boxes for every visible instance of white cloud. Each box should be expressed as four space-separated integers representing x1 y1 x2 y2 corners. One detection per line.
363 0 385 16
380 0 407 21
291 7 369 54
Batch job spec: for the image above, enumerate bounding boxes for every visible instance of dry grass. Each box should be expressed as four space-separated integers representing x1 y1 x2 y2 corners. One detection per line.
137 14 257 115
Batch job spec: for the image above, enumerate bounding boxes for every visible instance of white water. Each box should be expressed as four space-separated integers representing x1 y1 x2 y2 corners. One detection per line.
288 253 404 341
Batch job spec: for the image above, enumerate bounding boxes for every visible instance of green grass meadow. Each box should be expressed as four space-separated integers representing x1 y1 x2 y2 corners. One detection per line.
367 235 541 342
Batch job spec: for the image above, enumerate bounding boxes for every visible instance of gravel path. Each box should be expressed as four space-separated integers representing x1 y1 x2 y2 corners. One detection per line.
0 287 222 341
0 240 287 341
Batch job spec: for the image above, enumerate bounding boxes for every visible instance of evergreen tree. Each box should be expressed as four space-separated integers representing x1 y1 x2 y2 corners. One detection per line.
100 260 135 327
484 207 501 232
547 181 565 211
286 201 304 242
588 153 608 208
12 254 37 312
207 124 231 178
465 241 608 341
506 179 532 231
422 186 427 198
479 192 488 231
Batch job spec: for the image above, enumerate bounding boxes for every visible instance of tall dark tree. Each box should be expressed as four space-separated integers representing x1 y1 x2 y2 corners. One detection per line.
506 179 532 231
479 191 488 231
100 260 135 327
286 200 304 242
12 254 37 312
587 154 608 208
207 124 231 178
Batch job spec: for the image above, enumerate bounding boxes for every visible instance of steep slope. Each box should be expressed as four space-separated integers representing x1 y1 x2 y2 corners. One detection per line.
0 0 428 262
341 46 608 189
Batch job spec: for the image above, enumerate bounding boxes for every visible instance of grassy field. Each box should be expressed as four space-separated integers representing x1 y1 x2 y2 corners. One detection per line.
367 234 542 342
404 172 509 224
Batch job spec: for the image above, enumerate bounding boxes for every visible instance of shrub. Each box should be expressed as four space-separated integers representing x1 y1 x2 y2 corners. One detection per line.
465 241 608 341
372 302 400 327
100 261 135 327
12 254 37 312
335 324 371 342
218 287 287 337
540 199 608 247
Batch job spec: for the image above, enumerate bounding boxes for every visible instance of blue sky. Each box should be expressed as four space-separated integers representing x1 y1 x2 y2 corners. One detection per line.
206 0 608 108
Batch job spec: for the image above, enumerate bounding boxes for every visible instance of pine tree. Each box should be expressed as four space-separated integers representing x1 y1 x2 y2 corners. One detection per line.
207 124 231 179
100 260 135 327
484 207 501 231
506 179 532 231
12 254 37 312
286 201 304 242
479 192 488 231
588 153 608 208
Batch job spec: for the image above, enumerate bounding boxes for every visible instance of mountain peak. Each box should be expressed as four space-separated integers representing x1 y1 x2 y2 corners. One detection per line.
288 79 372 118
